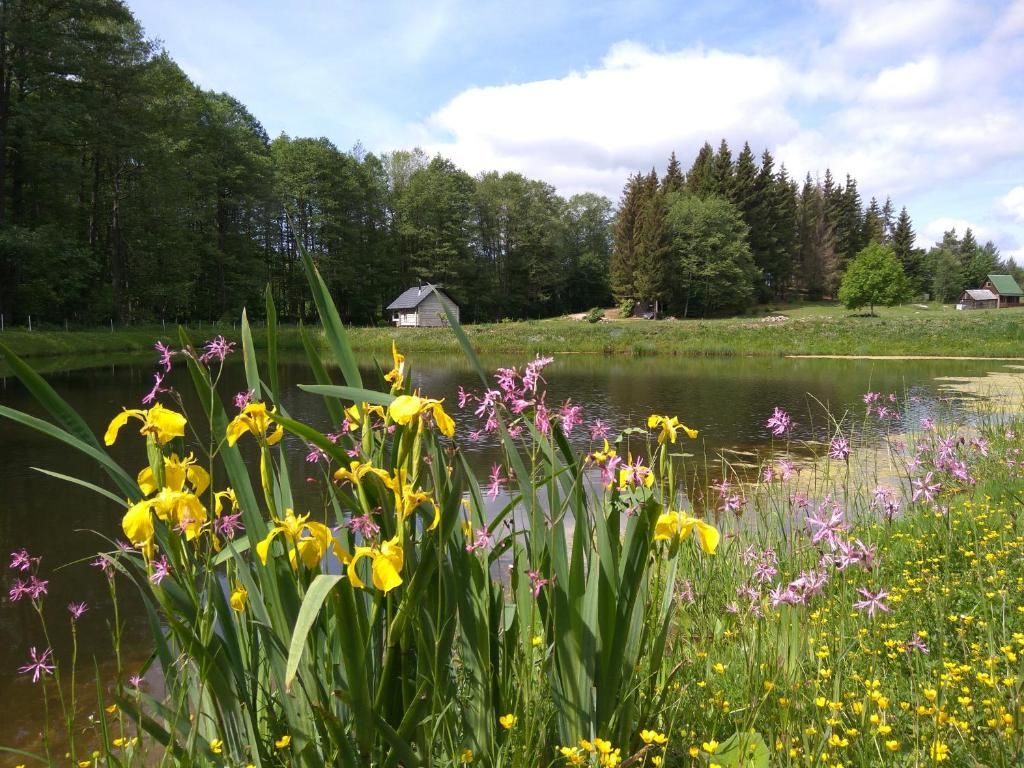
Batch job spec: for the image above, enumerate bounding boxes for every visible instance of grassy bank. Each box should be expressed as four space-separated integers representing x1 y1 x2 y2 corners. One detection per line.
4 302 1024 361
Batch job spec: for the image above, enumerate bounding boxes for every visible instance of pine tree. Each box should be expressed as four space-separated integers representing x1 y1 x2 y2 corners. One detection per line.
751 149 778 299
770 165 799 299
799 175 838 299
662 151 684 195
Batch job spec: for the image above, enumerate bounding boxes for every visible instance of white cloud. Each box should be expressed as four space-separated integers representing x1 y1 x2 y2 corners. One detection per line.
862 57 941 104
829 0 972 54
420 43 800 196
998 186 1024 223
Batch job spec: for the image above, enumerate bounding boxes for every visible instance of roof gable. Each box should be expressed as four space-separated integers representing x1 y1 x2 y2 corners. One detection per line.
965 289 998 301
986 274 1023 296
386 284 457 311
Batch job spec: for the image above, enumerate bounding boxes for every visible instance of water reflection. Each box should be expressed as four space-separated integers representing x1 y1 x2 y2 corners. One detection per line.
0 351 1013 750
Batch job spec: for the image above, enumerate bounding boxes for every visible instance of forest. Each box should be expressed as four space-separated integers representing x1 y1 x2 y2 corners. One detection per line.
0 0 1016 327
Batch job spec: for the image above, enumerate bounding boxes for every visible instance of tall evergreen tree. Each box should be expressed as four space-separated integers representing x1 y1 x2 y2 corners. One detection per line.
661 151 684 194
709 138 734 199
891 207 922 294
863 196 884 244
610 173 644 301
685 142 715 196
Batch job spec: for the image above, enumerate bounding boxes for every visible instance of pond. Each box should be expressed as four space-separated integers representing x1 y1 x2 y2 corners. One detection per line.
0 350 1018 750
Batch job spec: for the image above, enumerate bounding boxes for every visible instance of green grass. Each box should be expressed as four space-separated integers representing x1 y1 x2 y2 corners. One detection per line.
4 302 1024 362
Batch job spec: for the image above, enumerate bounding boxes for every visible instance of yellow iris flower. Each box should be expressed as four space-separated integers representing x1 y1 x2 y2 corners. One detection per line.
333 460 391 487
105 403 186 446
122 489 208 549
388 394 455 438
255 508 337 569
653 510 720 554
138 453 210 496
384 340 406 391
384 468 440 530
226 402 284 447
229 583 248 612
646 414 699 444
345 535 404 592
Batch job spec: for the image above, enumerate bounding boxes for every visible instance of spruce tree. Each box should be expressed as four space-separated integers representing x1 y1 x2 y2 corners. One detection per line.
710 138 735 199
770 165 799 299
881 196 895 241
863 196 884 244
610 173 643 301
891 207 922 294
632 170 670 312
662 151 684 194
686 142 715 196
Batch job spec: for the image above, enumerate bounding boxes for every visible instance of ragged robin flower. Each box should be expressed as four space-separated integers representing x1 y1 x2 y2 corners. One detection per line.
256 509 338 569
105 403 186 446
647 414 698 444
226 401 284 446
388 394 455 438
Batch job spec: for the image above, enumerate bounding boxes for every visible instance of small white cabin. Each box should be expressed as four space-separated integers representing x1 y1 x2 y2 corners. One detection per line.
386 285 460 327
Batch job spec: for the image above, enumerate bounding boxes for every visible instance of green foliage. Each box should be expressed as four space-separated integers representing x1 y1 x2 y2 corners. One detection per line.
838 242 909 313
584 307 605 323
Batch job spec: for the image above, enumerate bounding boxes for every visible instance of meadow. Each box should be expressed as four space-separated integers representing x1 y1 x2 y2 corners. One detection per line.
4 302 1024 364
2 266 1024 768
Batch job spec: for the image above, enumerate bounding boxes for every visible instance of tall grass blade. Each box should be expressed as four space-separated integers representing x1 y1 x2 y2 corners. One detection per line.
297 240 362 388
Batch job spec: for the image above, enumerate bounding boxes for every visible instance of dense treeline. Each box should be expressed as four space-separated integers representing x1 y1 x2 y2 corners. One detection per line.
609 140 1022 316
0 0 612 327
5 2 1020 329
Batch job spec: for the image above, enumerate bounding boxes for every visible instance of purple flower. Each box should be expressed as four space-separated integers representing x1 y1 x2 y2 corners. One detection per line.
9 549 32 572
679 579 695 604
214 512 245 540
805 498 847 549
871 486 901 521
155 341 175 373
91 555 114 578
853 588 890 619
345 513 378 540
27 576 48 600
198 335 236 364
761 464 774 482
558 400 583 435
305 445 328 464
486 463 505 501
599 455 623 488
905 632 929 654
752 559 778 584
233 389 255 411
128 674 144 689
465 528 493 553
778 460 796 481
911 472 941 503
149 555 171 586
589 419 610 441
863 391 880 405
765 407 792 437
619 456 652 489
920 417 935 431
19 647 55 683
828 437 850 461
526 569 551 598
522 355 554 394
68 601 88 620
141 371 165 405
8 579 29 602
457 386 472 409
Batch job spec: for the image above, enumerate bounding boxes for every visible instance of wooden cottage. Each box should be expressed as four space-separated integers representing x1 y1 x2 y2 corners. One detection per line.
982 274 1024 307
387 285 460 327
958 289 998 310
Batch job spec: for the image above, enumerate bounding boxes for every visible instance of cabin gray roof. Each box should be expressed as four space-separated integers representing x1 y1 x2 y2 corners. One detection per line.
965 289 998 301
386 284 454 311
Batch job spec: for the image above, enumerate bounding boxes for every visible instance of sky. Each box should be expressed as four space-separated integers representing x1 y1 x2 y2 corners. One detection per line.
125 0 1024 259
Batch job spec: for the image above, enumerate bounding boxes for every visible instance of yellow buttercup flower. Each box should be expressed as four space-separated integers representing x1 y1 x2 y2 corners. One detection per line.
346 536 404 593
274 734 291 749
230 583 247 612
105 403 186 446
256 509 338 569
460 747 474 764
226 402 283 447
647 414 698 444
499 713 517 729
389 394 455 438
384 340 406 391
640 729 668 745
209 739 223 755
138 453 210 497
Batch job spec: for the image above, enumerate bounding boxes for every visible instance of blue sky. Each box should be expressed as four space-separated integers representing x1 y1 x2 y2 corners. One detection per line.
126 0 1024 259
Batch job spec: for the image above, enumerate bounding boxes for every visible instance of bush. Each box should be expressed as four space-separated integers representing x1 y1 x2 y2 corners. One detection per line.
584 307 605 323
